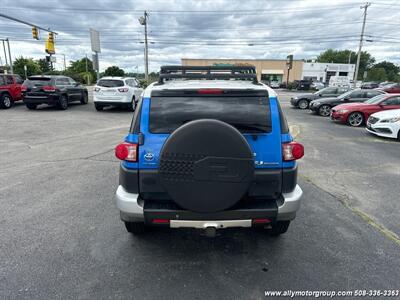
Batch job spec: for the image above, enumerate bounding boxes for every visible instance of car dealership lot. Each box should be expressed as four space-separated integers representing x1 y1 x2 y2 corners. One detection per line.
1 91 399 299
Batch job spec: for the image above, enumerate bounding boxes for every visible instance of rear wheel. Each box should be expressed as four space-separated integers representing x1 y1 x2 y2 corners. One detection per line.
94 103 103 111
26 103 37 110
347 112 364 127
298 99 309 109
318 105 331 117
58 95 68 110
129 98 136 112
80 92 88 104
124 221 147 235
0 93 13 109
270 221 290 236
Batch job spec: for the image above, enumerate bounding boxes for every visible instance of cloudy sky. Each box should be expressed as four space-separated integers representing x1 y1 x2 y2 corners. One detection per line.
1 0 399 73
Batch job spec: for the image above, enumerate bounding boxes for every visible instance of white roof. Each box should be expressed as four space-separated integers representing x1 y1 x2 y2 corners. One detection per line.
143 80 277 98
99 77 137 80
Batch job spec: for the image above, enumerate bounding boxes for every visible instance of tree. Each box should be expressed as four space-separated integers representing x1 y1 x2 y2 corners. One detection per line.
37 58 51 73
68 57 93 74
13 57 41 78
373 61 400 81
366 67 387 82
317 49 375 80
104 66 125 77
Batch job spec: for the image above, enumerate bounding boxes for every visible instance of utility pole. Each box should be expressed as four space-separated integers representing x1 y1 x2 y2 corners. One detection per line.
6 39 13 73
2 40 8 67
62 54 66 71
139 11 149 82
354 2 371 88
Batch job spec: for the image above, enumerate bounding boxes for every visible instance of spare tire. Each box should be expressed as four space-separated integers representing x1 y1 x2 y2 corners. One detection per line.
159 119 254 213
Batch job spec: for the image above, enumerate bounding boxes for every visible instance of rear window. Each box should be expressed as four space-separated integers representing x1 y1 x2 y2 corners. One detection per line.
149 96 271 134
97 79 124 87
26 77 52 86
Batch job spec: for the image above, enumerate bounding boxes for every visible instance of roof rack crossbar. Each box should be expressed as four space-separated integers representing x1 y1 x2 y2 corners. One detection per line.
157 65 258 84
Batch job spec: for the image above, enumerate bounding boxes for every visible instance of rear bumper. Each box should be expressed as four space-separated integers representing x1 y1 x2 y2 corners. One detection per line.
94 95 131 104
23 94 59 105
116 184 302 225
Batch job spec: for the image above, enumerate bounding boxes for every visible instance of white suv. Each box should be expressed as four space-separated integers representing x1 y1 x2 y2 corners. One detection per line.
93 77 143 111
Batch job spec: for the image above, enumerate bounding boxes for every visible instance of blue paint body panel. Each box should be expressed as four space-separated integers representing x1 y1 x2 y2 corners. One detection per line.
123 95 295 170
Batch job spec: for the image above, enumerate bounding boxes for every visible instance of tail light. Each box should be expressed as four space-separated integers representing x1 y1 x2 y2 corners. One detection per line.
152 219 170 224
94 87 101 92
198 89 223 95
118 87 129 92
252 218 272 224
42 85 56 92
282 142 304 161
115 142 138 162
21 85 28 92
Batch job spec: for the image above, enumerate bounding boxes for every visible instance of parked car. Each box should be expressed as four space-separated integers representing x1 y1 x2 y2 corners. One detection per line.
290 86 349 109
0 73 24 109
366 109 400 140
311 81 325 90
361 82 379 89
309 89 385 117
22 75 88 110
331 94 400 127
114 65 304 236
378 82 400 94
296 79 312 90
268 81 280 88
93 77 143 111
378 81 394 88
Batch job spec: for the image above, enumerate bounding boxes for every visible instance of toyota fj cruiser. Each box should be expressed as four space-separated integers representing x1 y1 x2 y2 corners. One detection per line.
115 66 304 237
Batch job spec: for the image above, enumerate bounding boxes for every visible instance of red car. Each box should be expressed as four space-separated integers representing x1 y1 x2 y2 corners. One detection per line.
0 74 24 109
331 93 400 127
379 83 400 93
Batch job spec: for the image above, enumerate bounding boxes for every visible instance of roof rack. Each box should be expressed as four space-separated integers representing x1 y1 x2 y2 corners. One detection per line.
157 65 258 85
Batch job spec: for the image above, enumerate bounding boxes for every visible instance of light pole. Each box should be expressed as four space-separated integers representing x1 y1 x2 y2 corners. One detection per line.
354 2 371 87
139 11 149 82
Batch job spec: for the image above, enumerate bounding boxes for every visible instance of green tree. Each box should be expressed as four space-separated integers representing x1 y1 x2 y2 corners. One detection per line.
68 57 93 74
366 67 387 82
317 49 375 80
13 57 41 78
36 58 51 73
104 65 125 77
373 61 399 81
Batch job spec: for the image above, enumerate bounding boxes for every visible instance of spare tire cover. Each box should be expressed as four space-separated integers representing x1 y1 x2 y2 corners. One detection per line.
159 119 254 213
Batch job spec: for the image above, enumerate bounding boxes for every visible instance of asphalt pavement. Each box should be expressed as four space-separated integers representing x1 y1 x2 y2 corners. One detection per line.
0 91 399 299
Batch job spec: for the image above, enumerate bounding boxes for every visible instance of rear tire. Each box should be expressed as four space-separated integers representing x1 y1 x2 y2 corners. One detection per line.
26 103 37 110
298 99 309 109
80 92 88 105
129 98 136 112
124 221 147 235
270 221 290 236
58 95 68 110
0 93 13 109
94 103 103 111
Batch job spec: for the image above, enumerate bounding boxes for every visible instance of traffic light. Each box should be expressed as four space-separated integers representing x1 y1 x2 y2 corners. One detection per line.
32 27 39 40
45 32 55 54
48 32 54 43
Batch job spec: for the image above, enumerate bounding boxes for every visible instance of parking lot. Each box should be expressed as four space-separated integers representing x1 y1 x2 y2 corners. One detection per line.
1 90 399 299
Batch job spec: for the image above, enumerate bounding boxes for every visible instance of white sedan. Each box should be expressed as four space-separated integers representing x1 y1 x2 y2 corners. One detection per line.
366 109 400 140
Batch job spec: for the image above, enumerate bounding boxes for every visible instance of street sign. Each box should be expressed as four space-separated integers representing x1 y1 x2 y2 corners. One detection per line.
92 53 99 70
286 54 293 70
90 28 101 53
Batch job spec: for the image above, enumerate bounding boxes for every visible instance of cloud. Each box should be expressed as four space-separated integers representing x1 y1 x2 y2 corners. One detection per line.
1 0 399 73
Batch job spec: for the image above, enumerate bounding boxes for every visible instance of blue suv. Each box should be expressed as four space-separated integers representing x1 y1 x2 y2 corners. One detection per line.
115 66 304 236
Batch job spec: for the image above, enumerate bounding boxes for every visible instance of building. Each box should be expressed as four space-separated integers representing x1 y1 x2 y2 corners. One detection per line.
181 58 303 84
181 58 355 84
302 62 355 83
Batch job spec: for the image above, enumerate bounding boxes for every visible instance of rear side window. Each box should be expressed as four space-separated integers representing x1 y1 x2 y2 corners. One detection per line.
0 76 4 86
5 75 14 84
149 96 271 134
97 79 124 87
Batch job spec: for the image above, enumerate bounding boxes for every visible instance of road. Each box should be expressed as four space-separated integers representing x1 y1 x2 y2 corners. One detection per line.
0 91 399 299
